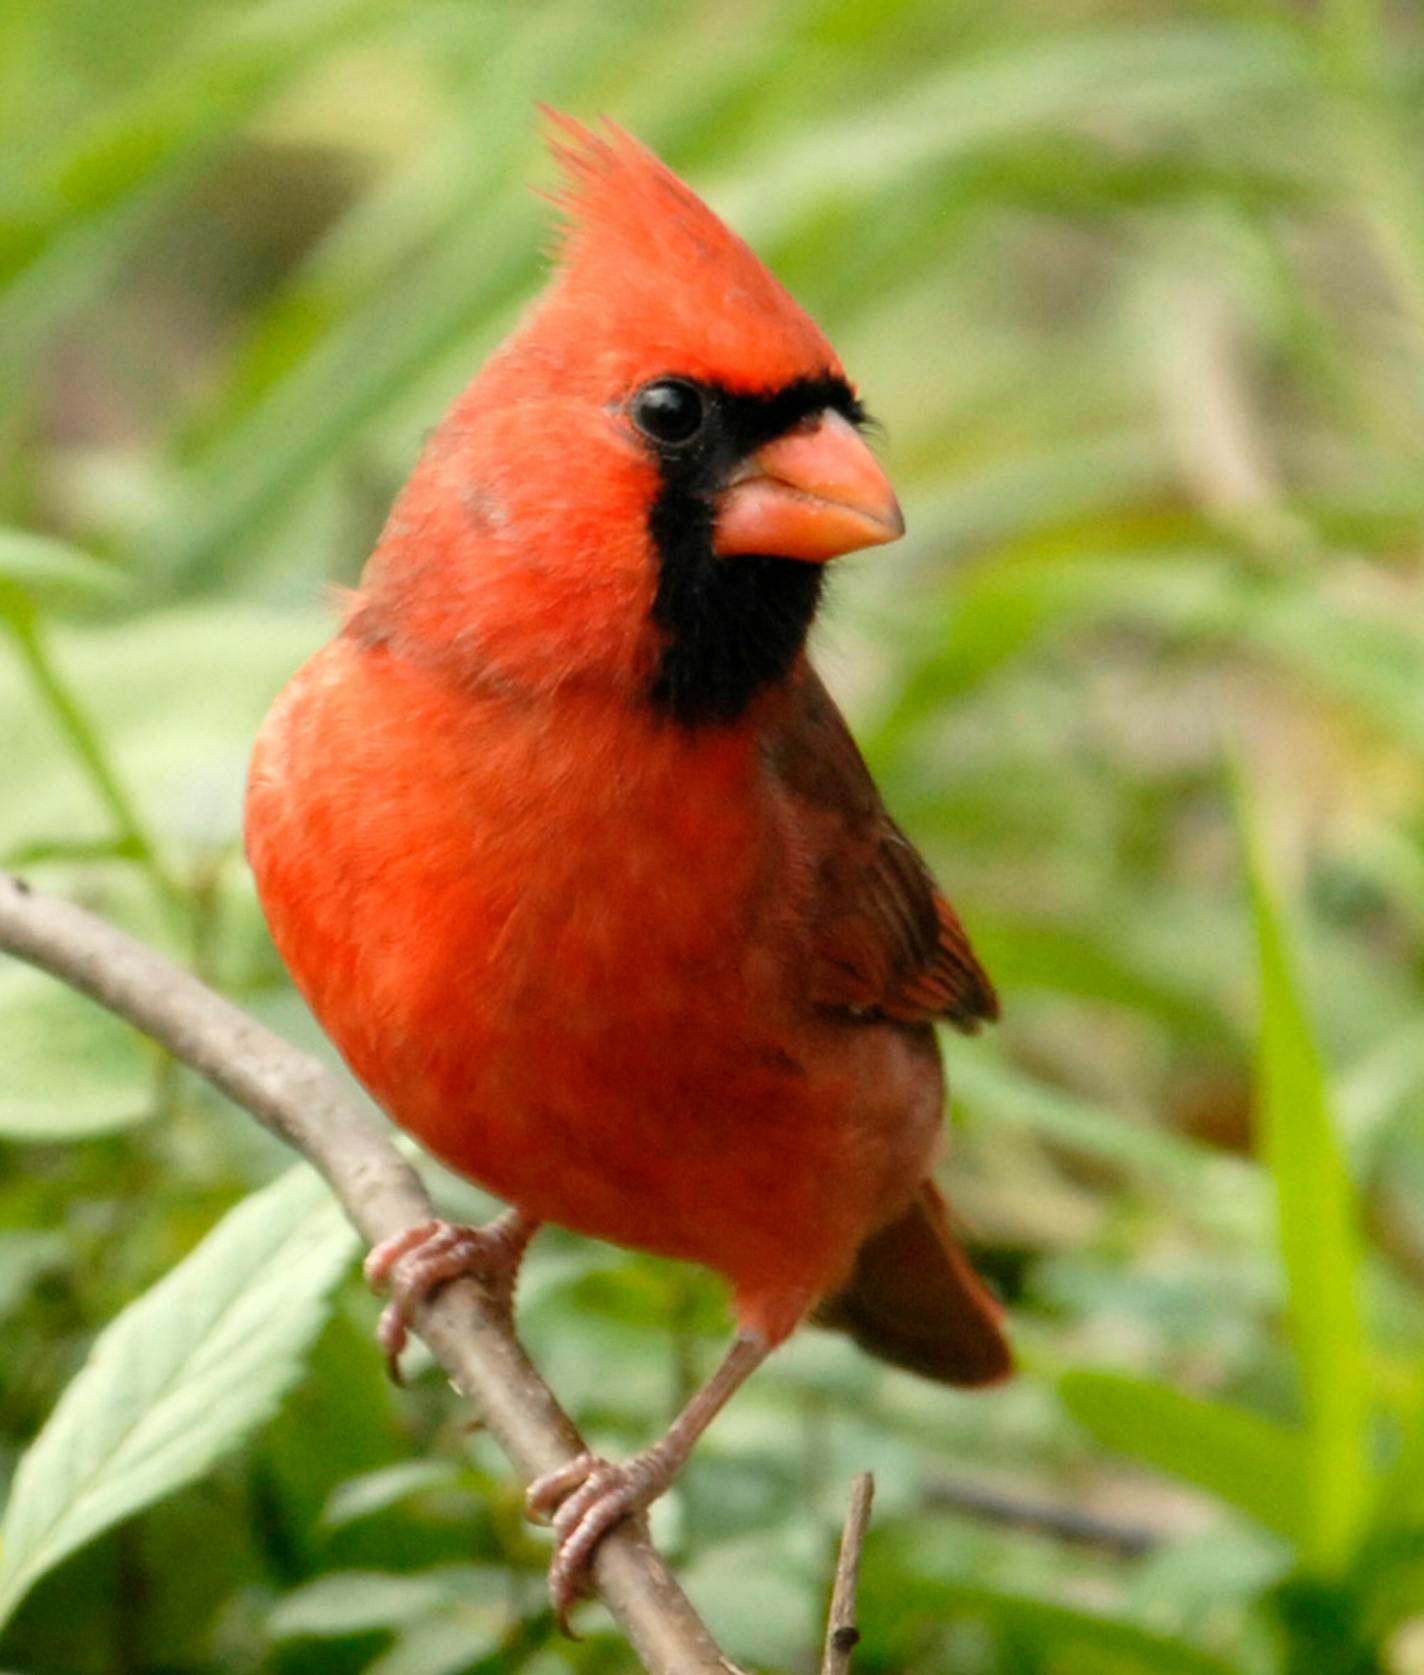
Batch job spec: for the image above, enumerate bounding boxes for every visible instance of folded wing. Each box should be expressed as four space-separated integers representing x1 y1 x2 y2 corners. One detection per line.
764 665 997 1029
768 665 1009 1385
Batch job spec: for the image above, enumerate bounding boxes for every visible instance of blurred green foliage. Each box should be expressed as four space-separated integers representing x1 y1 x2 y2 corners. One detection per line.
4 0 1424 1669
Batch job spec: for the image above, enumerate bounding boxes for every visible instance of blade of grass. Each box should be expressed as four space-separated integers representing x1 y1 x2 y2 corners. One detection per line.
1234 760 1373 1573
1062 1369 1310 1544
0 0 401 382
951 1043 1262 1223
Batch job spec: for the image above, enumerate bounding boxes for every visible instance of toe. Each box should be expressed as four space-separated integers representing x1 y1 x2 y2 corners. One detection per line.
544 1469 646 1635
363 1221 438 1292
525 1451 598 1523
526 1446 682 1633
549 1464 617 1536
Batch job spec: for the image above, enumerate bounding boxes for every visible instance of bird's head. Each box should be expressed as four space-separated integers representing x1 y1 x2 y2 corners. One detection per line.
357 114 903 726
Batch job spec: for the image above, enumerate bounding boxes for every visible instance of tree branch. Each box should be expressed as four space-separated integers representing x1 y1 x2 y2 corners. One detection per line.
0 872 744 1675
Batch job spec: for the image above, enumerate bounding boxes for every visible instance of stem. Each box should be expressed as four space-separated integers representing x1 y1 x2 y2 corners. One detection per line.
925 1476 1160 1558
822 1473 874 1675
2 600 184 914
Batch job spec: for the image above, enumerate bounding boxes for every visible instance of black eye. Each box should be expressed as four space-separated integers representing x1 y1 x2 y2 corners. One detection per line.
631 378 706 446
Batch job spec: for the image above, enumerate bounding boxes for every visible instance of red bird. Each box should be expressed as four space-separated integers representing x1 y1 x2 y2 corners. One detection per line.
246 115 1009 1620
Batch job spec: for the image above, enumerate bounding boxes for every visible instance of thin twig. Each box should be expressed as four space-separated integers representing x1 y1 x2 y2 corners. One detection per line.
0 607 184 914
822 1472 875 1675
926 1476 1160 1558
0 872 744 1675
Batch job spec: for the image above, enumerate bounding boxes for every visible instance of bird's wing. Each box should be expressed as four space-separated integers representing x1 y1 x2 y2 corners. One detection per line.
765 665 997 1029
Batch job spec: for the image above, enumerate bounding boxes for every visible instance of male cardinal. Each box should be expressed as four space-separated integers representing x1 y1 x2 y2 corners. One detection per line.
246 114 1009 1621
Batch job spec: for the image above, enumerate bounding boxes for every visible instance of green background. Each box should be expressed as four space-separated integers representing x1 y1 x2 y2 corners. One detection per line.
3 0 1424 1670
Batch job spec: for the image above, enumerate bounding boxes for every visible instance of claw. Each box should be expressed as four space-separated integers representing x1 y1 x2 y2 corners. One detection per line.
364 1211 536 1382
375 1298 413 1383
525 1449 673 1634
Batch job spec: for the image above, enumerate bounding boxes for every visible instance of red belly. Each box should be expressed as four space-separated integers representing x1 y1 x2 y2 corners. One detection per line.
246 638 942 1341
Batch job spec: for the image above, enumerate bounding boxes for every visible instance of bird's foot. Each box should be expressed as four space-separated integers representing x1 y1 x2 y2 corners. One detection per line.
364 1209 536 1381
525 1445 678 1633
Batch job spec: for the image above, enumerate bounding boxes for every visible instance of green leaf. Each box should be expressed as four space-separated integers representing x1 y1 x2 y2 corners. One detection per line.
320 1461 460 1530
0 531 123 612
867 1553 1240 1675
0 1232 69 1325
950 1043 1260 1208
1061 1368 1310 1543
0 965 153 1140
141 207 538 594
267 1567 496 1640
681 1531 822 1671
0 601 328 862
1235 767 1374 1572
942 1584 1241 1675
0 0 403 375
968 910 1231 1039
729 22 1307 235
0 1165 357 1631
367 1618 509 1675
2 601 176 907
0 1092 150 1143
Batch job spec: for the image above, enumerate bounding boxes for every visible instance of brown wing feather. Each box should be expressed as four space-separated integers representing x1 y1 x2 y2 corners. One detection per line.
765 665 997 1030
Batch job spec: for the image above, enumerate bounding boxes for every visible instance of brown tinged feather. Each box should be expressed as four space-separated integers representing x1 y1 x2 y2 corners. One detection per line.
814 1180 1011 1386
767 665 998 1030
768 668 1008 1383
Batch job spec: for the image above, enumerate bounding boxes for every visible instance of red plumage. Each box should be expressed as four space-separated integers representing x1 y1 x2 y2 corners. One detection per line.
246 115 1008 1615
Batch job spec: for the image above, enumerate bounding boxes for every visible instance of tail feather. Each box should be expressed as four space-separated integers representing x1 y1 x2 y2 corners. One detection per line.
814 1179 1011 1386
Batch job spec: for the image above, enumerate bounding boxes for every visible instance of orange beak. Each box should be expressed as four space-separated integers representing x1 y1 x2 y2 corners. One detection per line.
713 409 905 563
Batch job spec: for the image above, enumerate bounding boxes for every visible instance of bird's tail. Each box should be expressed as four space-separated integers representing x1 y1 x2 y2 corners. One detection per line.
813 1179 1011 1385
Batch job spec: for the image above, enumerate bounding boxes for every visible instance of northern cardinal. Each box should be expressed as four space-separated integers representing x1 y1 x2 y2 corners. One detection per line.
246 114 1009 1621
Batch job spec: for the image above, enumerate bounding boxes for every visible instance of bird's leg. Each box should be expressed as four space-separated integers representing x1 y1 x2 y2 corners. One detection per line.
526 1329 770 1631
364 1207 538 1381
